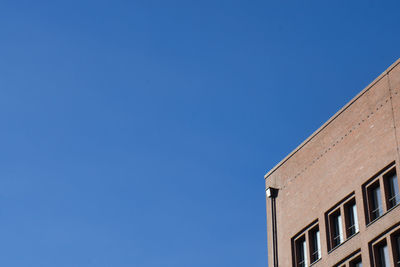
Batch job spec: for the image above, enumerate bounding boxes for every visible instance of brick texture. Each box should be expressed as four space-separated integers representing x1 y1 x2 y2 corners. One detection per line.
265 59 400 267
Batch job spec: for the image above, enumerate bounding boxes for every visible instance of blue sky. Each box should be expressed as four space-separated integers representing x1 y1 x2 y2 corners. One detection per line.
0 1 399 266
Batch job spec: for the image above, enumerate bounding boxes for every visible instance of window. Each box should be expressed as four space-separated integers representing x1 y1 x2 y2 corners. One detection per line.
344 199 359 237
326 194 359 251
392 233 400 266
292 221 321 266
349 257 362 267
333 252 362 267
369 227 400 267
384 170 400 209
330 210 344 248
295 236 308 267
363 163 399 224
309 226 321 263
367 181 383 221
374 240 390 267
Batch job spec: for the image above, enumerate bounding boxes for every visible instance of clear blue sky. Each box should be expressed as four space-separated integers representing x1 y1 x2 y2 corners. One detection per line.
0 1 399 266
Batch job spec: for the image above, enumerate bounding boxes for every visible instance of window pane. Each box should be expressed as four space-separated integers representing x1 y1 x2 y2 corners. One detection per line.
370 184 383 221
346 202 359 236
383 243 390 267
331 213 344 247
394 234 400 266
352 203 359 233
302 239 308 267
310 228 321 263
350 258 362 267
376 242 389 267
316 230 321 260
387 172 400 208
296 237 307 267
337 214 344 243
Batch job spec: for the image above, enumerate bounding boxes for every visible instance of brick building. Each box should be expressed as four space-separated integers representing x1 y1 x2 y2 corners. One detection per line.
265 58 400 267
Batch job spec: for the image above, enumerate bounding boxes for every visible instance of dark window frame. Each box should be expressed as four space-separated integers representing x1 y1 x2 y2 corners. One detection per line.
363 163 400 225
295 235 307 267
366 180 382 222
332 251 362 267
291 221 321 267
344 198 358 238
390 231 400 267
369 225 400 267
374 239 389 267
383 169 400 209
349 255 362 267
325 193 359 252
329 209 343 249
308 225 321 264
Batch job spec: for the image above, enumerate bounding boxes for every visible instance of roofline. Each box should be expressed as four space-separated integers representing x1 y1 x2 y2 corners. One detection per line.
264 57 400 179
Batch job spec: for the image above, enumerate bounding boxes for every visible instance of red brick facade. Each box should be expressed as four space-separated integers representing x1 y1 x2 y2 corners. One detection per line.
265 59 400 267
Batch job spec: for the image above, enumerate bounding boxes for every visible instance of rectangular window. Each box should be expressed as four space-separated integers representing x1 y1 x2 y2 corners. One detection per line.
367 182 383 221
374 240 390 267
295 236 308 267
385 170 400 209
369 227 400 267
363 164 399 224
330 210 344 248
292 221 320 267
393 234 400 266
345 199 359 237
349 257 362 267
309 226 321 263
326 194 358 251
333 252 362 267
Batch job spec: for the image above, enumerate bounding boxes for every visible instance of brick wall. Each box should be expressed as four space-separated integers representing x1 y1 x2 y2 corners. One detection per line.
265 59 400 266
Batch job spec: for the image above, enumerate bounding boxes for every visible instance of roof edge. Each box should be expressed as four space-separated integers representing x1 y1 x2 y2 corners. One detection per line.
264 57 400 179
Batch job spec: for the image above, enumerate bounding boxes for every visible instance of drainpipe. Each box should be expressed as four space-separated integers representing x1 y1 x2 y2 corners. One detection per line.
266 187 279 267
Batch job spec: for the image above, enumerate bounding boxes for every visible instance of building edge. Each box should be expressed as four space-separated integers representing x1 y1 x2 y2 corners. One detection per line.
264 57 400 180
